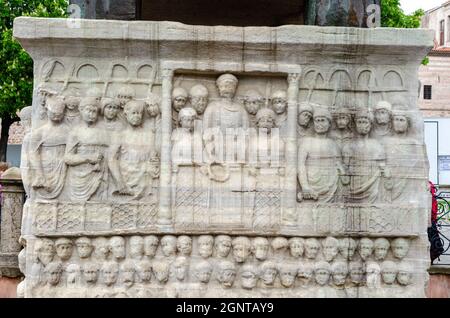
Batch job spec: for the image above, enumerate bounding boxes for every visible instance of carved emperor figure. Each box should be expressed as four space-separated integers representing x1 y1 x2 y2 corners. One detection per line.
64 97 109 201
330 106 354 148
372 101 393 139
298 107 348 202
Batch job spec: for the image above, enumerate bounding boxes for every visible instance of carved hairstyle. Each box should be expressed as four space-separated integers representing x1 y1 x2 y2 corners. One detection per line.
359 237 374 248
322 236 339 248
101 261 119 273
189 84 209 97
255 108 276 124
241 264 257 275
75 237 91 246
314 261 331 272
381 261 397 272
19 106 32 121
79 97 100 112
271 237 289 251
152 260 170 274
260 261 277 273
271 90 287 100
217 260 236 273
313 107 332 122
100 97 120 113
253 237 269 248
374 238 390 248
331 261 348 273
172 87 188 99
160 235 177 246
120 261 136 273
45 261 63 274
215 235 232 246
298 102 314 115
232 236 251 248
178 107 197 122
55 238 73 247
216 73 238 87
355 108 374 123
195 260 213 273
173 256 188 267
124 100 146 115
375 101 393 113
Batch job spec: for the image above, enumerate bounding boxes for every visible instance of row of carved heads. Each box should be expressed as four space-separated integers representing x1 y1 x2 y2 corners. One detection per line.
33 236 411 267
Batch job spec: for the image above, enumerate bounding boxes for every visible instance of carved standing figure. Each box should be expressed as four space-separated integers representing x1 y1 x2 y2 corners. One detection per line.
330 106 354 148
372 101 393 139
29 97 69 200
297 107 347 202
271 90 288 139
297 102 314 138
342 109 392 204
189 84 209 115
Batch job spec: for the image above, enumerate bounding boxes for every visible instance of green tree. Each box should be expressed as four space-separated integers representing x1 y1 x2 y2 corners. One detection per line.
0 0 68 162
381 0 424 28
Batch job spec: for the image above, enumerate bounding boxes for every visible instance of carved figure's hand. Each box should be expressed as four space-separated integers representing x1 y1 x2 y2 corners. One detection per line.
151 165 160 178
117 185 134 196
341 175 351 185
303 189 319 201
32 179 46 189
88 153 103 164
297 192 304 202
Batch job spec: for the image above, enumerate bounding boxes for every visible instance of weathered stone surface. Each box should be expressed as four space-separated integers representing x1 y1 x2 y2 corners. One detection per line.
12 17 433 298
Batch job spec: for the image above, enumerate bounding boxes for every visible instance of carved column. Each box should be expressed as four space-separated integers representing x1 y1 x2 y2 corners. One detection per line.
158 68 174 225
0 171 25 278
283 73 301 225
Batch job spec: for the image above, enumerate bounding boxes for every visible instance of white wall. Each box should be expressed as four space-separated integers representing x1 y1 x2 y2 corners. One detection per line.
425 118 450 185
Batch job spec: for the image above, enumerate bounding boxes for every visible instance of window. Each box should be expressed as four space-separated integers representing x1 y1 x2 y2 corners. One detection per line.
424 85 432 100
440 19 445 46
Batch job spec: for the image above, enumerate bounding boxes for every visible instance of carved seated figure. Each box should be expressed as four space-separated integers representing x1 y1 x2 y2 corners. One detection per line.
342 109 392 204
113 100 160 201
29 96 69 200
297 107 348 203
64 97 109 201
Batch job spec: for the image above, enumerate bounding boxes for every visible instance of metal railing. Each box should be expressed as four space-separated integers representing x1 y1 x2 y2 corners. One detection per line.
431 189 450 266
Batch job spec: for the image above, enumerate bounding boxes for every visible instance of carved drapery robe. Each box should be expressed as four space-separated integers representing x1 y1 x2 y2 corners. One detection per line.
65 127 109 202
342 138 387 204
298 136 342 203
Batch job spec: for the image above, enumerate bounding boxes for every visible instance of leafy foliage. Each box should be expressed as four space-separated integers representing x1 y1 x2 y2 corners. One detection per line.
381 0 424 28
0 0 68 120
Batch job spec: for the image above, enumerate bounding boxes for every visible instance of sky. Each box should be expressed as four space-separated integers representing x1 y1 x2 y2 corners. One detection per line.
400 0 446 14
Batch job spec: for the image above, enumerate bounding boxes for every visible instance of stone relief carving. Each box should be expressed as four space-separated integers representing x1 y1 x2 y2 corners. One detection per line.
26 235 418 297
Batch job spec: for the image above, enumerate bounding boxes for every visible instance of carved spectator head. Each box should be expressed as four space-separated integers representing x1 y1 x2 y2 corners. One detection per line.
271 237 289 255
55 238 73 261
381 261 397 285
101 262 119 286
232 237 252 263
189 84 209 115
391 238 410 260
172 87 188 112
374 101 392 125
75 237 93 259
36 238 56 266
146 93 161 118
289 237 305 258
366 262 381 289
153 260 170 284
333 107 352 130
116 86 135 108
83 262 99 285
374 238 390 261
305 238 321 260
124 100 146 127
322 237 339 262
93 237 110 261
101 97 121 121
331 261 348 287
279 263 298 288
252 237 270 261
120 261 136 288
173 256 189 282
46 96 66 123
349 261 365 285
392 110 410 134
240 264 258 290
129 236 144 260
135 260 152 283
79 97 100 125
109 236 126 260
298 102 314 127
216 261 237 288
63 88 81 111
255 108 277 129
313 107 332 134
160 235 177 257
354 109 374 135
338 237 357 260
178 107 197 130
397 262 413 286
358 237 374 260
298 262 314 287
66 264 81 287
314 261 331 286
143 235 159 258
244 89 264 115
216 74 238 99
177 236 192 256
259 261 278 287
194 261 213 284
271 90 287 115
45 261 63 286
19 106 33 133
215 235 232 258
198 235 214 259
